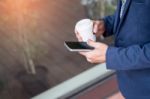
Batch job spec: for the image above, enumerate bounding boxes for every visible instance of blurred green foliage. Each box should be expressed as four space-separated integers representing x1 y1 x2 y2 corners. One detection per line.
105 3 116 16
83 0 117 19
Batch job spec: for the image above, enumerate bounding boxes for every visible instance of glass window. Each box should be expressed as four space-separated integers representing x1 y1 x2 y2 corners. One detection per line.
0 0 117 99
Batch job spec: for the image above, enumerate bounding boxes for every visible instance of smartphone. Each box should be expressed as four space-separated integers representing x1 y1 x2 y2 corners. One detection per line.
64 41 94 52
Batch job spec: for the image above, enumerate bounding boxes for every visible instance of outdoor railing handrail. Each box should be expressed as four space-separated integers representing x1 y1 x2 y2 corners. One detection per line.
32 63 114 99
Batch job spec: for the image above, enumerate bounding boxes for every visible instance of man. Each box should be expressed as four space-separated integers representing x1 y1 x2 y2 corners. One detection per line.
76 0 150 98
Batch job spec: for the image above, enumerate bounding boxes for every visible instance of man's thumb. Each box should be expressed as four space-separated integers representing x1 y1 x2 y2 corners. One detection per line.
87 40 98 48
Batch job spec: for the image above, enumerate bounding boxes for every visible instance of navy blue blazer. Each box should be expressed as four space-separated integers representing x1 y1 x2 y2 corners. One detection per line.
104 0 150 98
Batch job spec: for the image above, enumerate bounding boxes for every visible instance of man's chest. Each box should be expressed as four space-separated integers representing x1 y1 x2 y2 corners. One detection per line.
115 0 150 47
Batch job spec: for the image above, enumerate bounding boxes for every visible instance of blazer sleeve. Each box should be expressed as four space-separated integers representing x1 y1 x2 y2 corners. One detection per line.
103 14 115 37
106 43 150 70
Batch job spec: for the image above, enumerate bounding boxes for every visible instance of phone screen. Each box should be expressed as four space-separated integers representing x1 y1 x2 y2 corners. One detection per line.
64 41 94 51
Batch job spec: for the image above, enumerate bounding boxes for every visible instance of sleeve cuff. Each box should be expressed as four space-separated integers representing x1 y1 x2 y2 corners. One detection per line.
106 46 118 70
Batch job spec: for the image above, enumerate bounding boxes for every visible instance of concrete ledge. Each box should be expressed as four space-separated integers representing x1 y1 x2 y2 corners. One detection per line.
32 63 114 99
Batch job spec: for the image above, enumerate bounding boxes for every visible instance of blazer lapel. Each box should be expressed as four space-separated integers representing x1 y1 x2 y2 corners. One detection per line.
116 0 131 34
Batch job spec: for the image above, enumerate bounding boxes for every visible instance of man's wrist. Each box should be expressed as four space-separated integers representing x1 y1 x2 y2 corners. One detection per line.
104 45 109 62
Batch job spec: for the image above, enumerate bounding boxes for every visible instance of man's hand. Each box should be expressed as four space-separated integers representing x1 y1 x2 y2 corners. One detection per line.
79 40 108 64
93 20 105 37
75 20 105 41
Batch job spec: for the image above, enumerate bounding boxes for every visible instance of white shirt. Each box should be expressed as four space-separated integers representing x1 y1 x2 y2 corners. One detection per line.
120 0 126 18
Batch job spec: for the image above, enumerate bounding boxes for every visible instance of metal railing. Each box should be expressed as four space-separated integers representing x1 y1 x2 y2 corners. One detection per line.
32 63 114 99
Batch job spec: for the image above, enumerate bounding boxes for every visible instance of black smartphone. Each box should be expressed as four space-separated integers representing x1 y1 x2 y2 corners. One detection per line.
64 41 94 52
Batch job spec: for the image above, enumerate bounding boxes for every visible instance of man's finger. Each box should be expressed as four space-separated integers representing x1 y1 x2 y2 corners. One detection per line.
93 23 98 33
80 50 96 59
87 40 99 48
79 51 93 57
93 21 100 33
79 52 87 56
87 58 92 63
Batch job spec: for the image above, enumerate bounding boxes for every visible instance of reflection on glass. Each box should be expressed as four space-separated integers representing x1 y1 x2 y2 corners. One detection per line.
0 0 117 99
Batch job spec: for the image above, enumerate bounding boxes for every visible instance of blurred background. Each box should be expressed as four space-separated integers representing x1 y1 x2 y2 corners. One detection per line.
0 0 117 99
